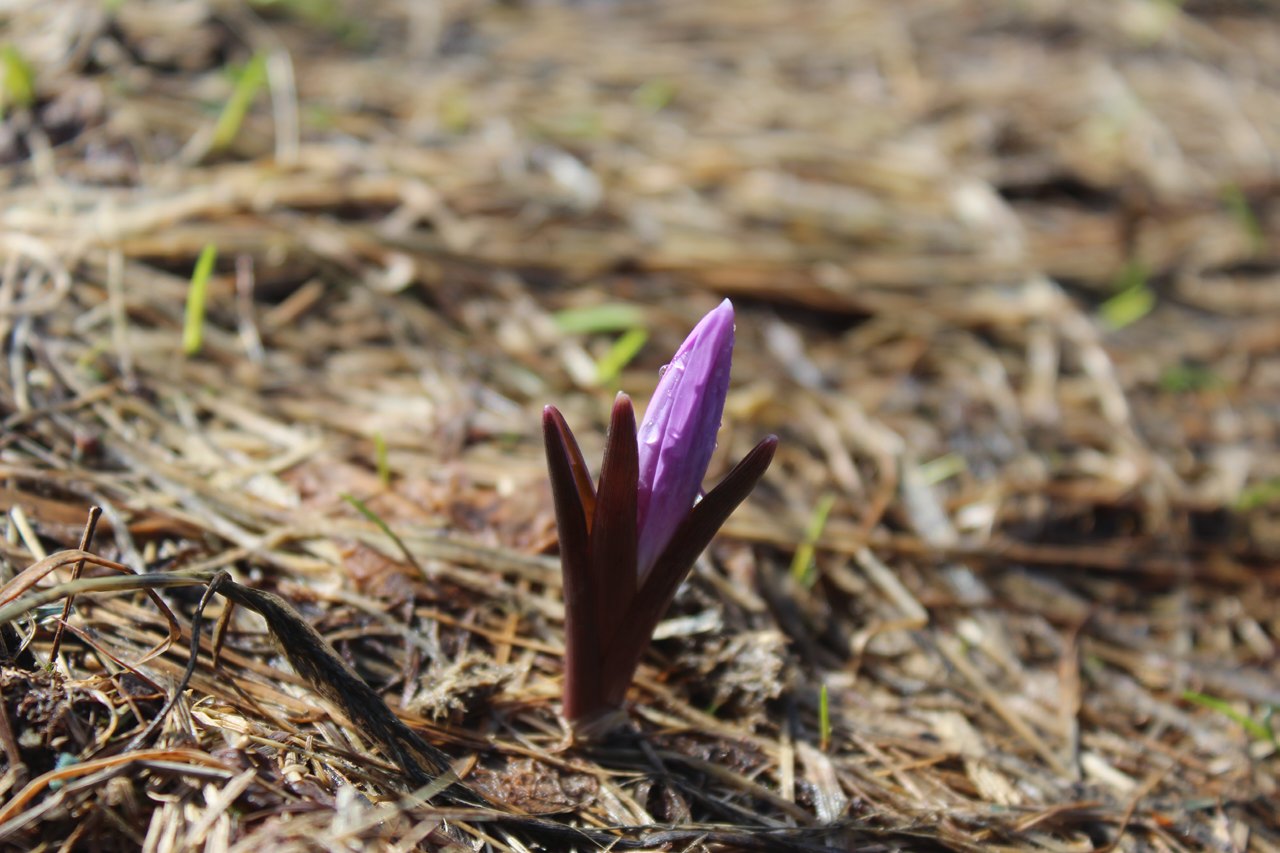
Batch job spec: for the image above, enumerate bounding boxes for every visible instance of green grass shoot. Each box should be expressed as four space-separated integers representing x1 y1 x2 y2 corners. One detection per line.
552 303 651 386
1221 184 1264 255
553 303 648 335
340 492 425 577
542 109 604 141
819 683 832 751
373 432 390 486
634 79 677 112
594 328 649 386
1236 477 1280 511
211 53 268 151
1182 691 1278 747
919 452 967 486
183 244 217 356
0 44 36 118
438 89 472 133
1099 260 1155 330
249 0 367 45
790 492 836 588
1158 363 1222 394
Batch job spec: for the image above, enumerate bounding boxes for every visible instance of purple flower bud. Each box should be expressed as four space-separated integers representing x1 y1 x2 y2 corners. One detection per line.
544 297 775 733
635 299 735 578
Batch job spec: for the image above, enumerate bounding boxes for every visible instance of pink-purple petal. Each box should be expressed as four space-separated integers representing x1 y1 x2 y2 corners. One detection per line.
634 299 735 578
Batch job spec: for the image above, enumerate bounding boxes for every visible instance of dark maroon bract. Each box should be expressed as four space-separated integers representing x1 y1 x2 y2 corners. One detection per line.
543 300 777 734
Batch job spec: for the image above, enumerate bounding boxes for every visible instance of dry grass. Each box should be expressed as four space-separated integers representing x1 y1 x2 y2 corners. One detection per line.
1 0 1278 850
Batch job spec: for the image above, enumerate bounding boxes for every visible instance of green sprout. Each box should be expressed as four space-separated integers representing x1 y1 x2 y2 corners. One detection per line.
1099 260 1155 330
1236 478 1280 511
1221 184 1264 256
0 44 35 118
1158 364 1223 394
1183 691 1278 747
249 0 367 45
553 303 648 335
553 303 651 387
919 452 967 486
594 328 649 386
211 53 268 151
340 492 424 577
183 244 218 356
438 89 472 134
819 683 832 752
634 79 677 113
790 493 836 588
373 432 390 486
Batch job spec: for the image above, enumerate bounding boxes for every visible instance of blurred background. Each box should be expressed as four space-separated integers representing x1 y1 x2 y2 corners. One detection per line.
1 1 1278 850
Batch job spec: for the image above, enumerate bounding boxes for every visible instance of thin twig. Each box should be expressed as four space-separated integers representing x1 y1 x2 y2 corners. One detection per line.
48 505 101 662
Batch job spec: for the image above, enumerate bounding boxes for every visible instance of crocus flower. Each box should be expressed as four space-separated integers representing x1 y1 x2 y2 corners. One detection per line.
543 299 777 733
635 300 736 579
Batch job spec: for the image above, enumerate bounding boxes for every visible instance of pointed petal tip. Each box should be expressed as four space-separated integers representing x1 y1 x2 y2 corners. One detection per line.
709 298 735 327
543 405 575 433
609 392 637 432
749 434 780 472
684 299 735 343
542 405 567 438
